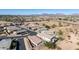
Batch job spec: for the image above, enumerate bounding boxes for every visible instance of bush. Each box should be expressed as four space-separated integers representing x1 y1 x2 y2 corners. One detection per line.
45 25 50 29
43 24 45 26
68 35 71 40
52 24 57 28
76 48 79 50
57 46 62 50
63 18 68 21
44 41 56 49
57 36 64 41
58 18 62 20
59 22 63 27
58 30 63 35
77 42 79 45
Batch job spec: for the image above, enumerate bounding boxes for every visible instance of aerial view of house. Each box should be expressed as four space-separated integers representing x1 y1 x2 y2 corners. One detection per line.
0 9 79 50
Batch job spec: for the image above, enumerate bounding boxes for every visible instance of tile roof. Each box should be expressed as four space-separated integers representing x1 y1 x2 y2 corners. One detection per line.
28 36 42 46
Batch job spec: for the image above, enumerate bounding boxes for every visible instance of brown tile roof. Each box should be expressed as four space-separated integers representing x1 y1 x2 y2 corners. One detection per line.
28 36 42 46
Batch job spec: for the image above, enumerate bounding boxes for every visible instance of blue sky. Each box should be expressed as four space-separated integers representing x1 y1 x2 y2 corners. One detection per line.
0 9 79 15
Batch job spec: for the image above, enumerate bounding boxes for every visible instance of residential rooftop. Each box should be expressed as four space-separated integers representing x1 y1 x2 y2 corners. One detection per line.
0 39 12 50
37 30 56 42
28 35 42 46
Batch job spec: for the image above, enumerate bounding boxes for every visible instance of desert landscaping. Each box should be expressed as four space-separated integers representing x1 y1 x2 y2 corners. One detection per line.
23 20 79 50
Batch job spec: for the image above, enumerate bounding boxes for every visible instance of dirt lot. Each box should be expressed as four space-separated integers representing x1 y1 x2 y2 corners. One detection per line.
24 20 79 50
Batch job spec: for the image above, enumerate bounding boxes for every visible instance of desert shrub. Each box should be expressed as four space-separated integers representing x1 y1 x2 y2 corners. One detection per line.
63 18 68 21
68 35 71 40
43 24 45 26
77 42 79 45
57 36 64 41
58 30 63 35
59 22 63 27
57 46 62 50
52 24 57 28
75 48 79 50
44 41 56 49
58 18 62 20
45 25 50 29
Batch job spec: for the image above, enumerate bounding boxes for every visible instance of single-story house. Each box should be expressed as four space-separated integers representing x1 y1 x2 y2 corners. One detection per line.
28 36 42 47
37 30 57 42
6 26 21 33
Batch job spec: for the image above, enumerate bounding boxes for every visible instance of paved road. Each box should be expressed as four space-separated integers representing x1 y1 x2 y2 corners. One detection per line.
0 35 28 39
19 26 37 36
17 38 26 50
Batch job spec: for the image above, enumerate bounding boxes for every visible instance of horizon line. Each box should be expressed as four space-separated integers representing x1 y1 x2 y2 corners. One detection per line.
0 13 79 15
